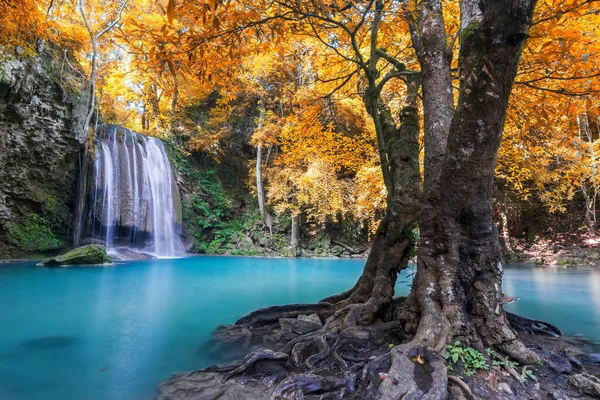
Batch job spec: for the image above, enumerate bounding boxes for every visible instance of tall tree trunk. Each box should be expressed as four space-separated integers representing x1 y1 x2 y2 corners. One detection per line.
322 76 421 330
256 143 273 237
411 0 454 189
255 102 273 236
402 0 539 365
290 212 300 256
497 180 513 251
579 114 598 237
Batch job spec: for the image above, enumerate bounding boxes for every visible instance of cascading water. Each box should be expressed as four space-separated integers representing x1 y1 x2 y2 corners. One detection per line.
86 125 183 258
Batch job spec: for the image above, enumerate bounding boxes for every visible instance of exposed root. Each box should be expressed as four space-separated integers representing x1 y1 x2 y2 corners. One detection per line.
447 375 473 400
236 303 335 326
269 373 354 399
506 311 563 337
220 349 288 383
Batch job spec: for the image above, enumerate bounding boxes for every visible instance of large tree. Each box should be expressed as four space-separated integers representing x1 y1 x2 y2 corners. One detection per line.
143 0 592 398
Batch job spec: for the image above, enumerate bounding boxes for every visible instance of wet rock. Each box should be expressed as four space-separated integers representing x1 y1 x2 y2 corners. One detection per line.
279 318 321 335
568 374 600 397
340 327 371 341
108 248 155 261
0 52 88 258
582 353 600 365
550 392 570 400
547 354 572 374
298 314 322 326
498 382 513 395
39 245 112 266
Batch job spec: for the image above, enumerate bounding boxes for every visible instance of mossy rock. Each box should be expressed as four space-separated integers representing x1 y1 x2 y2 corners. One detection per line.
39 245 112 267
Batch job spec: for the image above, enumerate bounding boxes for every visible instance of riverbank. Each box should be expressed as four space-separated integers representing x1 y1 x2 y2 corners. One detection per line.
508 235 600 269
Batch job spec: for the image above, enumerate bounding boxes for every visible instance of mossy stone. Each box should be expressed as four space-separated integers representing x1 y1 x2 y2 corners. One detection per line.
39 245 112 267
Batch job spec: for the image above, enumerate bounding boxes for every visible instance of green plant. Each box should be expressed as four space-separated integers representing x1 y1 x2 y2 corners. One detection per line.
272 233 288 249
521 368 537 381
486 348 517 370
486 349 536 382
6 214 63 252
230 248 261 256
445 341 489 377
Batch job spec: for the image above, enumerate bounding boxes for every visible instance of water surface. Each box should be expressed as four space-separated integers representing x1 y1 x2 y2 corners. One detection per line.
0 257 598 400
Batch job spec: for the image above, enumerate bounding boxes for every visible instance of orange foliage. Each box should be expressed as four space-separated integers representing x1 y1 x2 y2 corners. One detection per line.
1 0 599 227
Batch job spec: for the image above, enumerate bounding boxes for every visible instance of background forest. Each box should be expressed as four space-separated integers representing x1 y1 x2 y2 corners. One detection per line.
1 0 599 260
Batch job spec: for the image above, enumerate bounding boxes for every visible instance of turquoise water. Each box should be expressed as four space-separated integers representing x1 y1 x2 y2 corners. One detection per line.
0 257 598 400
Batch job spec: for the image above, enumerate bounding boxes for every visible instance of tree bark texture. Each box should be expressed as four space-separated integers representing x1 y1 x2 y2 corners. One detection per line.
321 76 421 330
402 0 539 364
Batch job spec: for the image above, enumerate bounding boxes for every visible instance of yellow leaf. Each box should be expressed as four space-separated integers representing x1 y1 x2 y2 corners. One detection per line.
412 354 425 364
167 59 176 76
166 0 175 25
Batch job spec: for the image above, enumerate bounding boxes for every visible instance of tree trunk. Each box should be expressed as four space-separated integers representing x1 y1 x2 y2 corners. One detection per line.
321 76 421 330
497 180 513 252
255 102 273 236
401 0 539 365
290 213 300 256
256 143 273 236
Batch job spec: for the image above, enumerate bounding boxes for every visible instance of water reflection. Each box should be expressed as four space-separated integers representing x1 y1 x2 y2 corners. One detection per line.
0 259 598 400
504 266 599 341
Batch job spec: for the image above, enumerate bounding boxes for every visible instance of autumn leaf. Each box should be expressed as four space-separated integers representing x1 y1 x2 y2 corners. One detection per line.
166 0 175 25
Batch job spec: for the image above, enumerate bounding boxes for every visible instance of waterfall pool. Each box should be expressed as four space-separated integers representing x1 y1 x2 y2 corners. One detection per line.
0 256 599 400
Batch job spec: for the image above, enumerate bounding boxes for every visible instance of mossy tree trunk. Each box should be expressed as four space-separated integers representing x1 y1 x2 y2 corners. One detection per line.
400 0 540 365
322 75 422 330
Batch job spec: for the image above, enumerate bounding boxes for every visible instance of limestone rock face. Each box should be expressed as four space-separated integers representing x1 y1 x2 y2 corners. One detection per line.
40 245 112 266
0 51 88 258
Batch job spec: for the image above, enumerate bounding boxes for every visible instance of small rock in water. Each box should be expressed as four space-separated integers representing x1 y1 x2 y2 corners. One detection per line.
279 318 321 335
109 248 155 261
298 314 322 326
38 245 112 266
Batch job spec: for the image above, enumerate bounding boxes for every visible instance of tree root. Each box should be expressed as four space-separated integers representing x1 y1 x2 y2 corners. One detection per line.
447 375 473 400
220 349 288 383
269 373 355 399
236 303 335 326
506 311 562 337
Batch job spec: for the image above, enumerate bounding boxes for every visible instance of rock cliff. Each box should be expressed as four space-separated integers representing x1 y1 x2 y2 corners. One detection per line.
0 50 88 258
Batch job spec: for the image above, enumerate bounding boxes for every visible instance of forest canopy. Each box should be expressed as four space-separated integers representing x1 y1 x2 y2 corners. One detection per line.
1 0 599 238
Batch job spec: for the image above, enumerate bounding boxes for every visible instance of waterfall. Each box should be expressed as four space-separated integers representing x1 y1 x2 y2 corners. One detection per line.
87 125 183 258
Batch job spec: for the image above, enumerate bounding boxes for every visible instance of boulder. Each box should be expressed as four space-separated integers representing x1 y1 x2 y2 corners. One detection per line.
108 248 155 261
568 374 600 397
279 317 321 335
39 245 112 266
298 314 322 326
548 354 573 375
